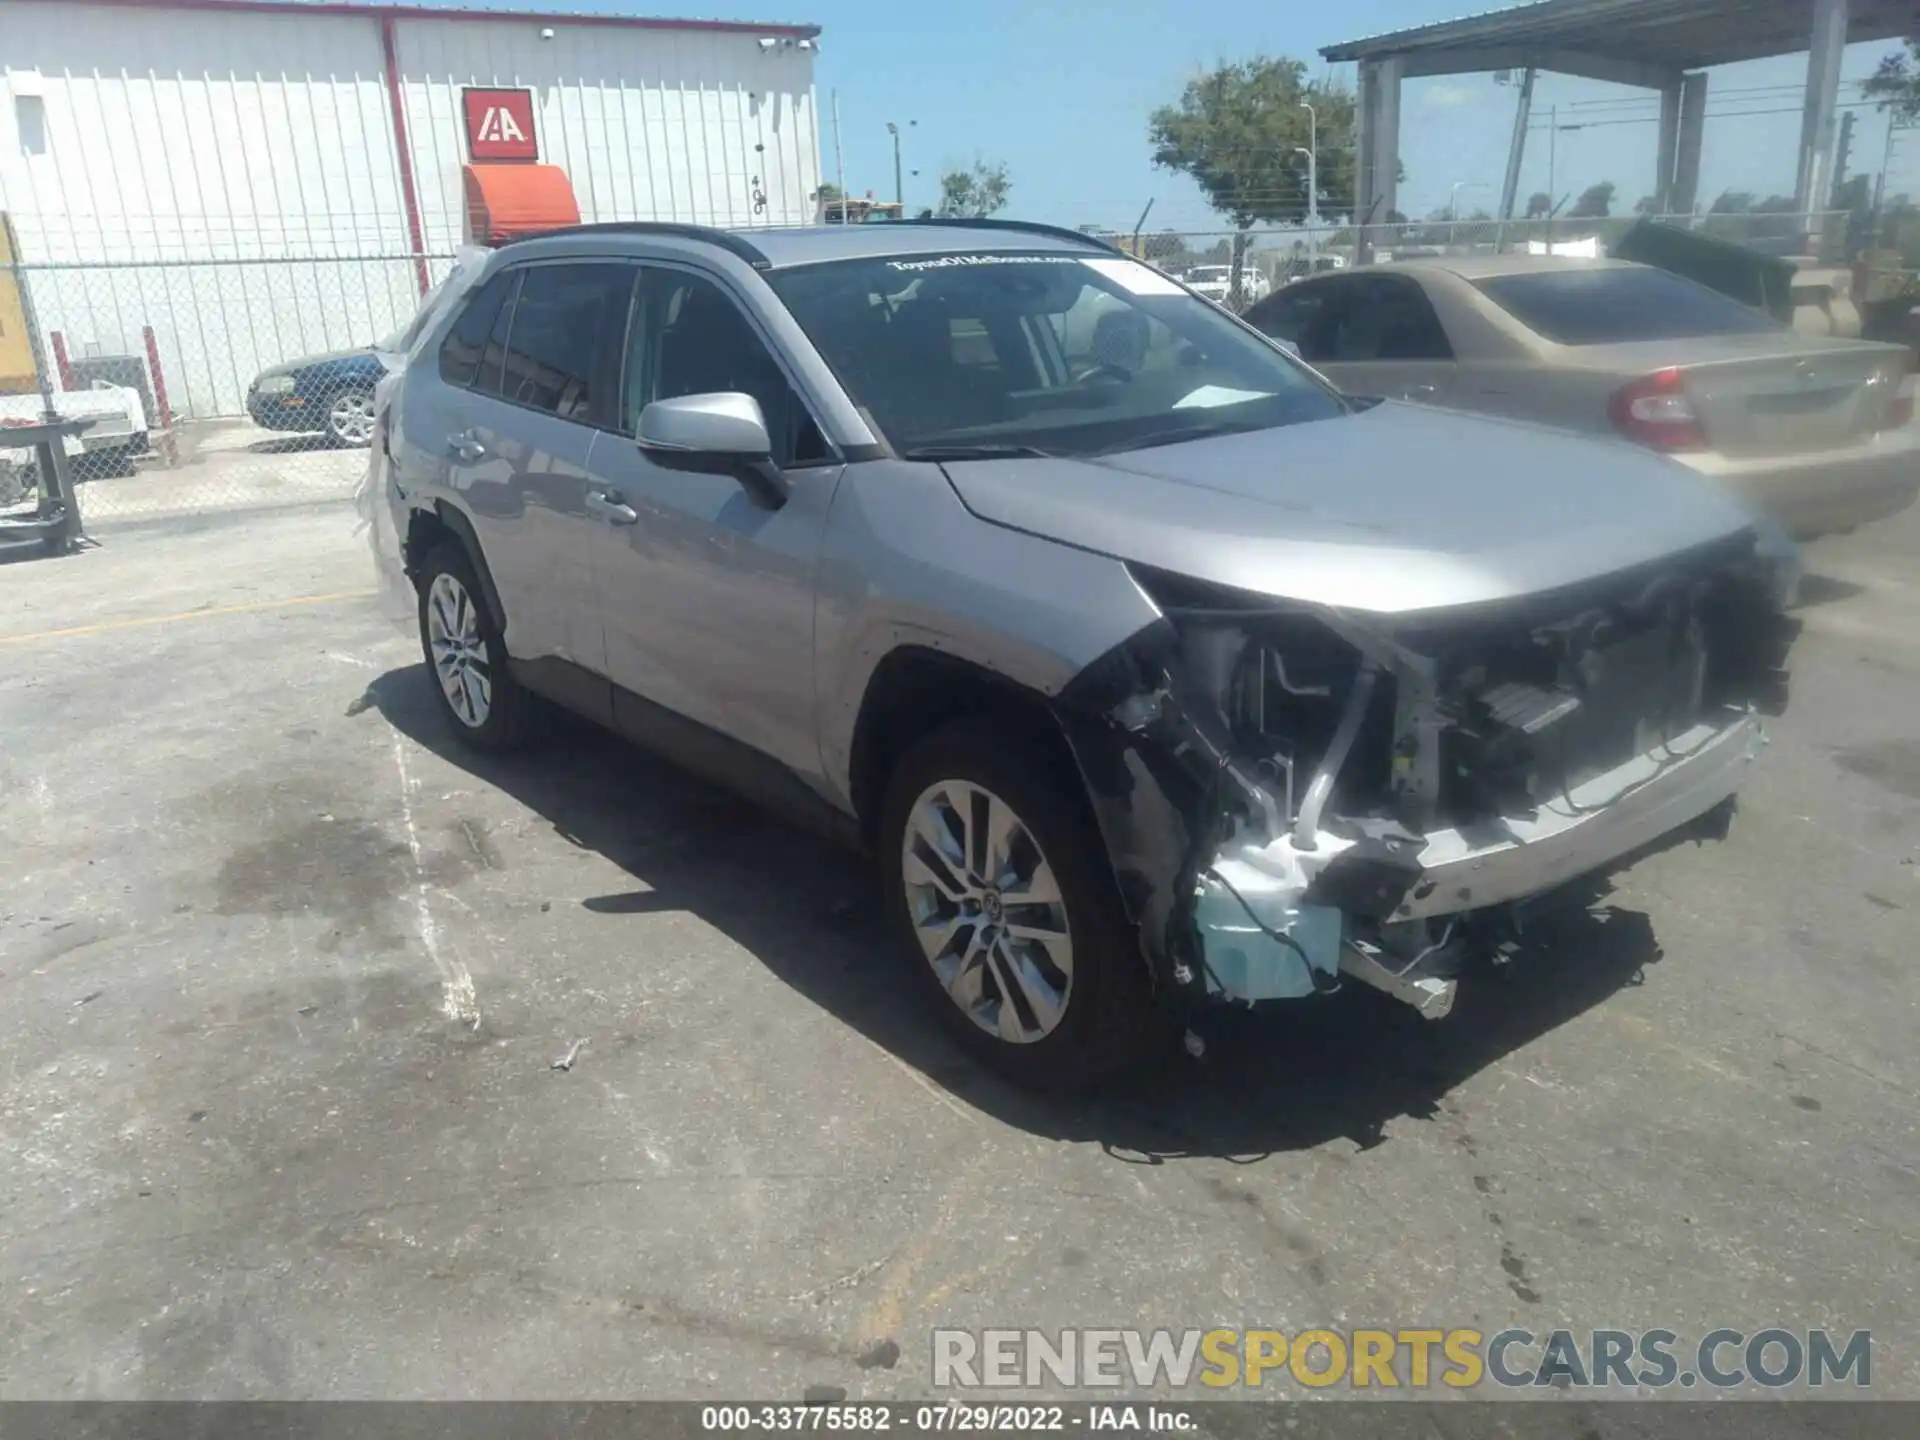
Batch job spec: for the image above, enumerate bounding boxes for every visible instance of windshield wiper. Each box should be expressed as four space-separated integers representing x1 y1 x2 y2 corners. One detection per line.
899 442 1057 462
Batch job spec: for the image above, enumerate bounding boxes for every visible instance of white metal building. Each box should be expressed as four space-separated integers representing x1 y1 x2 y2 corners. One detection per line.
0 0 823 417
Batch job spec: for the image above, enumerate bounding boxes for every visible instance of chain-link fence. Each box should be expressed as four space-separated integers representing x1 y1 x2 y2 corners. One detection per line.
1094 210 1870 314
3 205 1907 531
4 242 455 526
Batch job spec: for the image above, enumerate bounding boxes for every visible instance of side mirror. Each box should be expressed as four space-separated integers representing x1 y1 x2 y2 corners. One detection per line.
637 392 788 508
1273 337 1303 359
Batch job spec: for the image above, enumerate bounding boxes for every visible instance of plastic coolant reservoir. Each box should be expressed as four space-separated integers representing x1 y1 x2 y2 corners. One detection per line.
1194 840 1346 1002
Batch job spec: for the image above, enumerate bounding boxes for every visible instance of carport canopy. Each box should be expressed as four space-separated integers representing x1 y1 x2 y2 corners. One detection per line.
1321 0 1914 250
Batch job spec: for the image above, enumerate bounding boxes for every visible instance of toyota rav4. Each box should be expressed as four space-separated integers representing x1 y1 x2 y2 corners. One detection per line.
377 219 1799 1087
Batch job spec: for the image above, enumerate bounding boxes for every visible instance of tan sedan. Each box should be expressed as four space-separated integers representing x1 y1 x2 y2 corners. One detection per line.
1244 255 1920 538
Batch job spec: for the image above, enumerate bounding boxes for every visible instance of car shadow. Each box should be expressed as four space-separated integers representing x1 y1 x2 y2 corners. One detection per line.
249 434 338 454
367 663 1663 1161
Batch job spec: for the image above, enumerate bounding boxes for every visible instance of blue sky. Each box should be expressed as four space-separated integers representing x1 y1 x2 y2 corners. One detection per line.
430 0 1917 232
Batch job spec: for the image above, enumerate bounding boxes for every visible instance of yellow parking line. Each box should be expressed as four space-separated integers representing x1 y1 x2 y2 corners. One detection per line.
0 589 376 646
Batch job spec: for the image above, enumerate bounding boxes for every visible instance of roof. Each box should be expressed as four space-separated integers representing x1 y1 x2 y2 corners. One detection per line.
38 0 821 39
743 220 1116 268
1391 253 1639 279
1321 0 1912 80
492 219 1115 271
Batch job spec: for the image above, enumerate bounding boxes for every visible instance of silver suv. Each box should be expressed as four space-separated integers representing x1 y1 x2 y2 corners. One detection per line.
381 219 1799 1087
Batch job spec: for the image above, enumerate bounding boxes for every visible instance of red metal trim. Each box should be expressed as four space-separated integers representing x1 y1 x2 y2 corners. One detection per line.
141 324 179 467
48 331 75 391
381 14 433 296
34 0 821 39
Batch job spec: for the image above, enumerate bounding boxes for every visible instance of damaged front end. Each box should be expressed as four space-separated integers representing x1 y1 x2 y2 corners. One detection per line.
1052 530 1800 1024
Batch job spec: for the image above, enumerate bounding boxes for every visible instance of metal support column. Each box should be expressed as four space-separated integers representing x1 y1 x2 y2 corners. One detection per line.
1672 72 1709 218
1795 0 1850 234
1655 80 1682 213
1355 57 1401 265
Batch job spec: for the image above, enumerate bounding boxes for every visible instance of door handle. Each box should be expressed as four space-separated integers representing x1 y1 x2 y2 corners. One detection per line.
586 490 639 526
448 431 487 462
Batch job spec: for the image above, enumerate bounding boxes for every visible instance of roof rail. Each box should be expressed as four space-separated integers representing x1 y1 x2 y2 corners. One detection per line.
500 222 773 270
882 217 1122 254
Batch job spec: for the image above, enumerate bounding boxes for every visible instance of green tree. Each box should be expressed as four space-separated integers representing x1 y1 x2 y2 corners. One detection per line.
1567 181 1616 219
1148 57 1359 306
1864 37 1920 122
935 160 1011 219
1524 191 1553 219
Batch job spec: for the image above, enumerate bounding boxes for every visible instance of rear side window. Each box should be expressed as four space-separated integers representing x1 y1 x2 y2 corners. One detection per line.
438 270 515 389
1474 268 1781 346
498 263 636 425
1244 285 1333 346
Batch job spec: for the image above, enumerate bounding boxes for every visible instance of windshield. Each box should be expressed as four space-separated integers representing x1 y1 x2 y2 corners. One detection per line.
1474 268 1783 346
766 252 1345 458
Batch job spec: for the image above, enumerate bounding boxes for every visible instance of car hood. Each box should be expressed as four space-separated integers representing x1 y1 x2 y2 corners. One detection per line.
938 402 1761 614
255 346 388 381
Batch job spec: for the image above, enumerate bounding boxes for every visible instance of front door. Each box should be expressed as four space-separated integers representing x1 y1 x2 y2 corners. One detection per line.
582 264 842 779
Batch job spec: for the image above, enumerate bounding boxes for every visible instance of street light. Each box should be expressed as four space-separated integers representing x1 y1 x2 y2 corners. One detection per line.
1448 180 1487 246
1298 101 1318 271
886 119 916 211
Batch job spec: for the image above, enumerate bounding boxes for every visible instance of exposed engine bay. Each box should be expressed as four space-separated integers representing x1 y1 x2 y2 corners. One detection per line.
1053 528 1801 1022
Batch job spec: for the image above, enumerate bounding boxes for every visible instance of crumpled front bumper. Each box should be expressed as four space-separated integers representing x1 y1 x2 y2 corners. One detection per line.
1387 709 1765 923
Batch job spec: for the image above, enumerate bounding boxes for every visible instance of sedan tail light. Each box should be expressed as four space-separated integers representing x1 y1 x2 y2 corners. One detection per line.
1608 368 1707 452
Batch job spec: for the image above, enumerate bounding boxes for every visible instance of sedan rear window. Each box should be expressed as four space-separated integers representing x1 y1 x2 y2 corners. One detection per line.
1474 268 1782 346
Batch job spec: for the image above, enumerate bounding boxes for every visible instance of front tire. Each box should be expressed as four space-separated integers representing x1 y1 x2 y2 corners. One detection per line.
878 720 1157 1088
326 388 376 447
415 542 538 752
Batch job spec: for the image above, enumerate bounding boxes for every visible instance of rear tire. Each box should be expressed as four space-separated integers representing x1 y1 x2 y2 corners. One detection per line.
877 719 1157 1088
415 541 538 752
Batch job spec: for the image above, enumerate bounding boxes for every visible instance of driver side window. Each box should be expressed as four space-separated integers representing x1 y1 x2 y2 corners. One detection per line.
620 269 829 467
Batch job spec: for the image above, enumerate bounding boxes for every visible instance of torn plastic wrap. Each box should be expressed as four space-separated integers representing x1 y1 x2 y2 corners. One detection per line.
353 247 494 635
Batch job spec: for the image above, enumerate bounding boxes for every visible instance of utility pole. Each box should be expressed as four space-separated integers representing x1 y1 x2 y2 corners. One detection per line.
831 90 846 222
1874 115 1901 216
1548 106 1558 206
1298 100 1318 272
886 120 914 211
1831 108 1855 206
1495 66 1535 252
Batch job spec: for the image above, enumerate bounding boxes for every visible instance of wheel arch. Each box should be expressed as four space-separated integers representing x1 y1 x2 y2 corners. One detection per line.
847 646 1081 850
402 500 507 634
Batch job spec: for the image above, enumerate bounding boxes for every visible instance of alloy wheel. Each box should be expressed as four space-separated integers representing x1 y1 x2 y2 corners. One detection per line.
426 572 492 728
900 779 1074 1044
329 392 376 446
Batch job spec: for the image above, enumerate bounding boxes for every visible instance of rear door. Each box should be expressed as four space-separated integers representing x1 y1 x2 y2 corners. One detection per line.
431 259 634 669
1310 273 1460 402
583 263 842 779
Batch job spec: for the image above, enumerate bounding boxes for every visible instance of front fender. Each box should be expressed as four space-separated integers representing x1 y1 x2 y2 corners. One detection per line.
812 461 1164 806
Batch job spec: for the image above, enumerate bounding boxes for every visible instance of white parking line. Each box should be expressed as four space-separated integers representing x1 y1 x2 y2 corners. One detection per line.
386 725 480 1027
